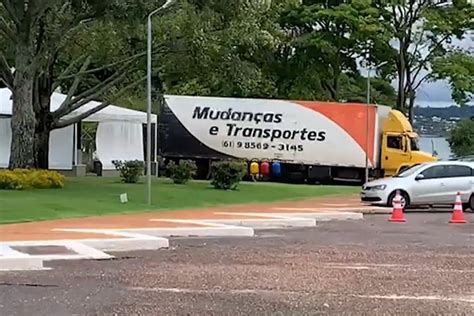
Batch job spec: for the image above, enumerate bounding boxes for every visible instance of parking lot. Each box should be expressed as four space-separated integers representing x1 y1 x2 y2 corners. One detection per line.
0 212 473 315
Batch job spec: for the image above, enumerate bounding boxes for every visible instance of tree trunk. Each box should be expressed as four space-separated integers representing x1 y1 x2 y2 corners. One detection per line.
396 49 406 112
9 70 36 169
33 72 54 169
34 127 50 169
407 91 416 124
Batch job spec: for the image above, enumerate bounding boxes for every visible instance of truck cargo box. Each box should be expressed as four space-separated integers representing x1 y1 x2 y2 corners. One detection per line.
159 95 388 169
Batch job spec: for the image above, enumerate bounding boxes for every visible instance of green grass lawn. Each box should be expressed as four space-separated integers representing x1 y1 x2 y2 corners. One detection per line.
0 177 358 224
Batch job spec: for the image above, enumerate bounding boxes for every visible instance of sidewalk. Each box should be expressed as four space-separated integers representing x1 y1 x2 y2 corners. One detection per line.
0 195 387 242
0 195 390 271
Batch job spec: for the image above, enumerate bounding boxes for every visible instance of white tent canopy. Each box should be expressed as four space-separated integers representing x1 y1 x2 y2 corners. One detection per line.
0 88 157 170
0 88 157 123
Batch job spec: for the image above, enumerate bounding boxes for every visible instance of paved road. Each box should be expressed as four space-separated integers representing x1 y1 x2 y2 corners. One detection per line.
1 213 473 315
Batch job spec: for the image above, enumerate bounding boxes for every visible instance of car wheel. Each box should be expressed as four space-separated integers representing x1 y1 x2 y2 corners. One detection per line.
388 190 410 210
467 194 474 212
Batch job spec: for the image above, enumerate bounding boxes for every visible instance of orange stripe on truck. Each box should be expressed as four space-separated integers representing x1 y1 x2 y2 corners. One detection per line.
295 101 376 164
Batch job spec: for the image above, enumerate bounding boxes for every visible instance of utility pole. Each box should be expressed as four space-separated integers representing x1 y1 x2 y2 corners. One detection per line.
146 0 174 205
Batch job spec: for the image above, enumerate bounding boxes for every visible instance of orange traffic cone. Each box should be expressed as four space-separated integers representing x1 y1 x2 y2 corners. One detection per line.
389 190 406 222
449 192 467 224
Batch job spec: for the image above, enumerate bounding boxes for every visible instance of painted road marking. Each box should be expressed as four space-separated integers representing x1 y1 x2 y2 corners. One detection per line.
351 294 474 303
128 286 299 296
214 212 363 221
149 219 241 228
0 240 112 260
212 212 311 219
128 287 474 304
151 216 317 229
0 244 29 257
317 262 474 273
272 207 373 211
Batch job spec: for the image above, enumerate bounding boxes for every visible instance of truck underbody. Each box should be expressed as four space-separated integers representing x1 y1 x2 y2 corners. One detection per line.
159 155 377 185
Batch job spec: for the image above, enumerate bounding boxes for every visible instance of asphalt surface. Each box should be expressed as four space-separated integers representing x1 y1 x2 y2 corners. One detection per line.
1 212 473 315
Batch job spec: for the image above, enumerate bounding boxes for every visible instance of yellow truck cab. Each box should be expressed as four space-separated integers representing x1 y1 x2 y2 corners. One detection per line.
381 110 437 177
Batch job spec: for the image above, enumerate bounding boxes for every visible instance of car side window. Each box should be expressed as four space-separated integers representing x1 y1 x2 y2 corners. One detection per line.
387 136 402 150
445 165 473 178
420 166 447 179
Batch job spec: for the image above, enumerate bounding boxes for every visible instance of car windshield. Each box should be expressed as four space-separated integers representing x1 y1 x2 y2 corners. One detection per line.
410 137 420 151
393 163 424 177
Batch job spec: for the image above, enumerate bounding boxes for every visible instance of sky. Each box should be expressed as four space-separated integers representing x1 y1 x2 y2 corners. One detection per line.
356 6 473 109
398 31 474 108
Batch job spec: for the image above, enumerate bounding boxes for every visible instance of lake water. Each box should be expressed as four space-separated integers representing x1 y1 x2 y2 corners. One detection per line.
419 137 452 160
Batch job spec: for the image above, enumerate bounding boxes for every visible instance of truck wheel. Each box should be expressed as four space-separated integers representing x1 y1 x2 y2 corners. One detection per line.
388 190 410 210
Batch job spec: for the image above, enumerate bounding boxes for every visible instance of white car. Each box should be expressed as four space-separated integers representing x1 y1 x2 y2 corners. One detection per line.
361 161 474 210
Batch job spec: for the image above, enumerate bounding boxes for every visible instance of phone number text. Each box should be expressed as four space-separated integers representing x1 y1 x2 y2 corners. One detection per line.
221 141 303 152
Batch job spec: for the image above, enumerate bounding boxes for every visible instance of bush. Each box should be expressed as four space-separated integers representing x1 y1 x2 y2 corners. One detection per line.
0 169 65 190
211 160 247 190
166 160 197 184
112 160 144 183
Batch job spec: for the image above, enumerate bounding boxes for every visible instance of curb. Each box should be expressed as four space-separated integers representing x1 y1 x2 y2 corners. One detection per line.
214 212 364 222
360 207 393 214
123 226 255 238
0 257 47 271
204 218 317 228
308 212 363 221
0 241 112 272
81 236 169 252
53 229 170 252
151 218 317 229
272 206 392 214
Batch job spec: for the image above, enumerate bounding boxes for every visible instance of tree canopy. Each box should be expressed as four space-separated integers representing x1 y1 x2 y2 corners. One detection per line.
449 117 474 158
0 0 473 168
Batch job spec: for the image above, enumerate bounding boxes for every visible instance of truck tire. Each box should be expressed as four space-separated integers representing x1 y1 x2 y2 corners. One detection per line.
388 190 410 210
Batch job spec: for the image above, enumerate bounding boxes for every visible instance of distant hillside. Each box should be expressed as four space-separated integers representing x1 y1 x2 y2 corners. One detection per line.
414 105 474 119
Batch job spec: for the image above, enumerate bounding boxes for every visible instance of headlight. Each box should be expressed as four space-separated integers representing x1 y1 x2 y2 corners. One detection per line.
372 185 386 190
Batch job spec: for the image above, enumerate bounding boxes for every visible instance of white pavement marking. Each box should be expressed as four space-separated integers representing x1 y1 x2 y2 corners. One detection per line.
0 240 112 271
128 287 474 304
318 262 474 273
53 228 170 252
172 212 316 229
0 244 29 257
214 212 363 222
272 206 391 213
149 219 238 228
205 218 316 228
0 240 112 261
153 218 317 229
124 225 255 237
0 257 48 271
351 294 474 304
128 286 299 296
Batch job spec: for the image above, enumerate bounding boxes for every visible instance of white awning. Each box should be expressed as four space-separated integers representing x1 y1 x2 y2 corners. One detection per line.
0 88 157 124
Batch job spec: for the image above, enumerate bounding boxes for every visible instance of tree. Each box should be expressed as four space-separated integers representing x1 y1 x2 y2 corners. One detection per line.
0 1 41 168
153 0 283 98
431 49 474 106
448 117 474 157
276 0 392 101
374 0 474 121
0 0 167 169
